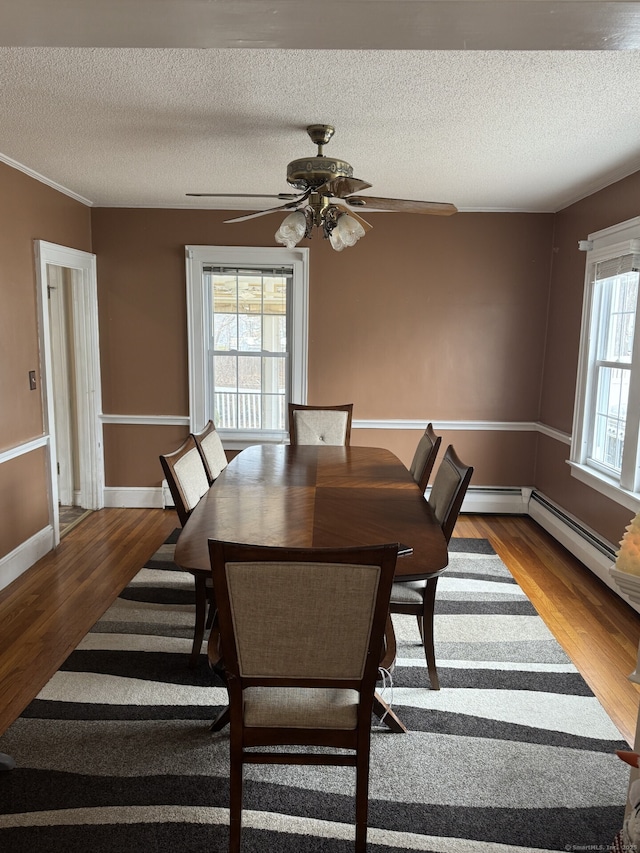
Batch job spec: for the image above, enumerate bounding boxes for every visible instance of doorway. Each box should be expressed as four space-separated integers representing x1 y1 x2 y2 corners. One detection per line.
35 241 104 546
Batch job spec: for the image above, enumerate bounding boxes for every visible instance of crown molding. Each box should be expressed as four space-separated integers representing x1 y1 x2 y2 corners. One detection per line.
0 151 93 206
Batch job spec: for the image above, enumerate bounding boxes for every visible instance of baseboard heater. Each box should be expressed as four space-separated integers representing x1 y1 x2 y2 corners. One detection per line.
526 490 637 612
529 491 617 559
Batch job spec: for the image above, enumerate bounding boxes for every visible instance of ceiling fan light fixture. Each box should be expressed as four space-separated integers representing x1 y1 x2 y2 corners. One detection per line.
329 212 366 252
274 210 308 248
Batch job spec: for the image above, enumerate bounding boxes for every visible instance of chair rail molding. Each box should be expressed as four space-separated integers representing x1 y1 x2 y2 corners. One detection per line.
0 436 49 465
101 414 190 425
353 419 571 443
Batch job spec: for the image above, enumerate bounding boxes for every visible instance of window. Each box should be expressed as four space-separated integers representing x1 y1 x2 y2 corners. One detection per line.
186 246 309 447
570 217 640 511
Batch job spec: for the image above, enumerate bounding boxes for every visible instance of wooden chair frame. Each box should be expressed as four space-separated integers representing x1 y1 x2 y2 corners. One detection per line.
192 419 228 486
160 435 213 667
390 445 473 690
409 422 442 493
208 539 398 853
159 435 208 527
288 402 353 446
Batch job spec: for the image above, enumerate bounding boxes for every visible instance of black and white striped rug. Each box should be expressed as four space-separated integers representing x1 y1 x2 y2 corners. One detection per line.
0 535 630 852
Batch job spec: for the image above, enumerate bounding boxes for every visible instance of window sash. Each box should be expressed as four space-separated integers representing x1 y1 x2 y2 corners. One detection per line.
205 266 293 433
571 220 640 507
185 245 309 447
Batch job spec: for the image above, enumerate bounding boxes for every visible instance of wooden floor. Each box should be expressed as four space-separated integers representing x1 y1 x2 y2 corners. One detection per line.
1 509 639 745
456 515 640 747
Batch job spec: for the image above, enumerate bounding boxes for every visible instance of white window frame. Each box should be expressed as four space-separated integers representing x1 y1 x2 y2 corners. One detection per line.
185 245 309 448
570 216 640 512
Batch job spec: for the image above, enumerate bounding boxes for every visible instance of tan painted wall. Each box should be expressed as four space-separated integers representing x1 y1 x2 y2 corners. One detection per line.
91 207 554 487
0 163 91 560
4 154 640 566
536 170 640 545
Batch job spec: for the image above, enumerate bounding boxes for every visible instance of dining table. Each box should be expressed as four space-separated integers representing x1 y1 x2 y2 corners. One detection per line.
174 443 449 733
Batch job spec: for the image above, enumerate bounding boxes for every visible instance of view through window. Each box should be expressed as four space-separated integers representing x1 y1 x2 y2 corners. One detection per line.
205 266 291 431
588 264 637 474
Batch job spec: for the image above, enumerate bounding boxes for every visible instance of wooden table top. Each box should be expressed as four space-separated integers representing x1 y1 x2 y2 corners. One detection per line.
174 444 448 581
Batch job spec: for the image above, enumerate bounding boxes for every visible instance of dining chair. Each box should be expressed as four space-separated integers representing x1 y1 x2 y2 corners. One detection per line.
390 444 473 690
159 435 209 527
192 419 228 485
160 435 213 667
409 423 442 494
288 402 353 446
208 539 399 853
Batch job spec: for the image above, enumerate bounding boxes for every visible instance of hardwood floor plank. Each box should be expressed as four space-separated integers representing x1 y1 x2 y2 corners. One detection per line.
454 514 640 746
0 507 178 735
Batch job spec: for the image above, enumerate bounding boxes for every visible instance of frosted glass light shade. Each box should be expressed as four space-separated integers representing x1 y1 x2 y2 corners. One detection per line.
275 211 307 248
329 213 365 252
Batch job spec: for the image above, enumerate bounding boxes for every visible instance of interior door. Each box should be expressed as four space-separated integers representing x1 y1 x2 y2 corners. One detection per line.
47 264 76 507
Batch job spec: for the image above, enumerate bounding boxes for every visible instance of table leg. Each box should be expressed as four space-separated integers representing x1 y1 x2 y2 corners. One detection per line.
190 573 207 668
375 612 407 731
373 692 407 733
210 707 230 732
380 612 397 672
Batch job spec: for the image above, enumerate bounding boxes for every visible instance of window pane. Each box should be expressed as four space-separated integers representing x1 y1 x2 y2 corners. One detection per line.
214 313 237 350
600 273 637 363
238 275 262 314
263 314 286 353
262 394 285 430
213 355 237 428
212 276 237 313
236 355 262 428
263 275 287 315
238 314 262 351
590 365 629 472
206 265 293 433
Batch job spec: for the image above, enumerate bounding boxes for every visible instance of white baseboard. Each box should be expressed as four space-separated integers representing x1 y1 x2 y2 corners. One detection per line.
123 483 530 514
162 480 174 508
460 486 532 515
0 526 53 592
103 487 164 509
526 491 638 612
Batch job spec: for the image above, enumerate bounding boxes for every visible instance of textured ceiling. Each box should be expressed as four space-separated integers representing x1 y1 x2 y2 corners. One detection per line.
1 2 640 213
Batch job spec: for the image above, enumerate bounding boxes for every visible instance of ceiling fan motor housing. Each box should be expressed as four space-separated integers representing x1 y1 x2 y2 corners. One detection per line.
286 156 354 191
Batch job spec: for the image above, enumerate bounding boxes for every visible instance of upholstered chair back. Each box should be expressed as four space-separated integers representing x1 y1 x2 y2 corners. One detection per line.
193 420 228 484
409 423 442 493
288 403 353 446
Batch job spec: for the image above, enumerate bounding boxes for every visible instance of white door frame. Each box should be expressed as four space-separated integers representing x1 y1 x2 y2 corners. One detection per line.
47 264 74 506
34 240 104 545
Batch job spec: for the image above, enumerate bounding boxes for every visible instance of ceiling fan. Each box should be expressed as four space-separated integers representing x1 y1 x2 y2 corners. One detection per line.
186 125 457 251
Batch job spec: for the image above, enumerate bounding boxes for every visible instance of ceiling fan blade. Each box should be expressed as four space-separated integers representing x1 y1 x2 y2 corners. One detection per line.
186 192 301 200
224 205 295 224
223 193 312 224
331 201 373 232
315 177 372 198
345 196 458 215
